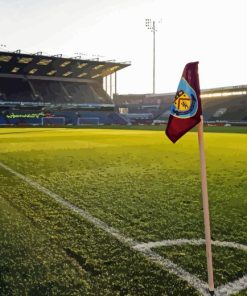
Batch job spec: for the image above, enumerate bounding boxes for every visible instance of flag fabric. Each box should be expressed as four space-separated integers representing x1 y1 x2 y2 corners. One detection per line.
166 62 202 143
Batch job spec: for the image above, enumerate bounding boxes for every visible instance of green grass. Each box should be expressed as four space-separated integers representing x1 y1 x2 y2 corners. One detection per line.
0 196 89 296
76 124 247 134
0 127 246 295
155 244 247 287
3 124 247 133
63 124 245 133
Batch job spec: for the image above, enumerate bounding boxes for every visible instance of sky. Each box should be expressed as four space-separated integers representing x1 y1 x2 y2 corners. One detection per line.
0 0 247 94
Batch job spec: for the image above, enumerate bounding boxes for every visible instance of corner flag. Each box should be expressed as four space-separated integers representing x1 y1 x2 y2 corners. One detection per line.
165 62 215 294
166 62 202 143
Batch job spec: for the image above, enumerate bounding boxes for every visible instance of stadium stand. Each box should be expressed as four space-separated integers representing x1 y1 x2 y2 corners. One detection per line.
31 80 65 103
0 50 130 125
0 77 34 102
114 86 247 124
62 82 105 104
201 95 247 121
1 50 246 126
92 83 112 103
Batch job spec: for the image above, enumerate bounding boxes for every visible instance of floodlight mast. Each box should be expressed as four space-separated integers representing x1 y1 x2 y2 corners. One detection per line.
145 18 157 94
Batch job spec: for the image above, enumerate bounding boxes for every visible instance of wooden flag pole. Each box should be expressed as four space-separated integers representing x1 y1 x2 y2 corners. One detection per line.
198 115 215 294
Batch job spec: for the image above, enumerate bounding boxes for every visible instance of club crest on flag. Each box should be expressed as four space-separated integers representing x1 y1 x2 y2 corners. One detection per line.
170 78 198 119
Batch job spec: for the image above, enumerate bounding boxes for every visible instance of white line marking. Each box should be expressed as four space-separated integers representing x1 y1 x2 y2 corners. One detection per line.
139 248 209 296
215 276 247 296
213 240 247 252
134 239 247 253
0 161 134 246
0 161 209 295
135 239 247 296
134 238 206 251
1 161 247 296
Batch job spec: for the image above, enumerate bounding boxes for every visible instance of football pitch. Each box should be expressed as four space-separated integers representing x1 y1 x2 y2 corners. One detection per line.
0 127 246 296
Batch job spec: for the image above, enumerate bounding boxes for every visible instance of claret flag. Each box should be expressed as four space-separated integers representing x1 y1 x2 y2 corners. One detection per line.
165 62 215 294
166 62 202 143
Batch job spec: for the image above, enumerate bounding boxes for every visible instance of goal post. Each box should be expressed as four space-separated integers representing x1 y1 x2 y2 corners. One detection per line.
77 117 100 126
41 117 66 126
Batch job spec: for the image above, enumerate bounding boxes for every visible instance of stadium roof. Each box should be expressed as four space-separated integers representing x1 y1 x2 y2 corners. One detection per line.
0 51 130 80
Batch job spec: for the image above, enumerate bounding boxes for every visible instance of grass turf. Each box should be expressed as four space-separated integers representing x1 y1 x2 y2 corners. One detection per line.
0 127 246 295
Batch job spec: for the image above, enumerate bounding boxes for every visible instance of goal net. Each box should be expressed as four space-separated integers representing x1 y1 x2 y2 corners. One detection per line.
41 117 66 126
77 117 100 126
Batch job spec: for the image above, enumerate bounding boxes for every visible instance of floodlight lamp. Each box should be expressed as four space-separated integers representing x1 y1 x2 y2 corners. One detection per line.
145 19 153 31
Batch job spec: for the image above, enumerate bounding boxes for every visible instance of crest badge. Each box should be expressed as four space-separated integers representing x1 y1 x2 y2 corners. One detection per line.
170 78 198 119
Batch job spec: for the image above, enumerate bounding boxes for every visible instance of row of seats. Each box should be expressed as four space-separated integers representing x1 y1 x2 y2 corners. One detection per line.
0 78 34 101
122 96 247 121
0 77 111 104
201 95 247 120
